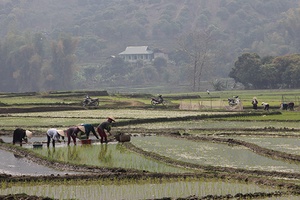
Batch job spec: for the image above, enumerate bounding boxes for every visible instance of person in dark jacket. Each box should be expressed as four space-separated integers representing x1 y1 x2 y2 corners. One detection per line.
72 124 99 140
288 102 294 111
252 97 258 109
97 117 115 143
13 128 32 146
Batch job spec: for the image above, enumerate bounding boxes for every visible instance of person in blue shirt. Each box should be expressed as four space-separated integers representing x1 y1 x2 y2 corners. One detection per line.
72 124 99 140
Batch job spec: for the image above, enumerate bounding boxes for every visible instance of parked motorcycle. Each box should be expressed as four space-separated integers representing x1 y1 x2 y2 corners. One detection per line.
228 96 240 106
151 95 167 106
83 96 99 107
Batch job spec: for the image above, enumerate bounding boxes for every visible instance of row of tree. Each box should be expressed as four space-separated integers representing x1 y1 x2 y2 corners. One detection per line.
0 33 77 92
229 53 300 89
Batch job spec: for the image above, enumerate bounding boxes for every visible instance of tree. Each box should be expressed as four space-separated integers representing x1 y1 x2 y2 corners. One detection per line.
229 53 262 89
48 36 78 90
178 30 213 91
153 57 167 73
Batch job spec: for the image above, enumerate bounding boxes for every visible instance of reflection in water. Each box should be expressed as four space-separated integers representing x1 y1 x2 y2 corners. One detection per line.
67 146 80 161
98 144 112 163
0 149 72 176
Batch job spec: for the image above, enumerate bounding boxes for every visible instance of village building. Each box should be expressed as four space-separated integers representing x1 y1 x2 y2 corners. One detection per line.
118 46 154 62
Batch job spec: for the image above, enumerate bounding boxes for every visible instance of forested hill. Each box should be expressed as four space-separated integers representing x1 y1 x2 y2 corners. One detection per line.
0 0 300 92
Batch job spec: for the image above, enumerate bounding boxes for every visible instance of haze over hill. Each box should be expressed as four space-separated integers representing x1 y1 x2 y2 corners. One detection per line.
0 0 300 93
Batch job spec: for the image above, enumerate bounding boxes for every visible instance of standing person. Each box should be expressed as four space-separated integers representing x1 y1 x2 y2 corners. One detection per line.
46 128 65 148
65 127 77 146
262 102 269 111
97 117 115 144
73 124 99 140
252 97 258 109
13 128 32 146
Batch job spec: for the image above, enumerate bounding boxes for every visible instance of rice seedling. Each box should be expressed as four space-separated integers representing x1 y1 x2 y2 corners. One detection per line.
233 136 300 155
32 143 191 173
0 178 279 200
131 136 300 173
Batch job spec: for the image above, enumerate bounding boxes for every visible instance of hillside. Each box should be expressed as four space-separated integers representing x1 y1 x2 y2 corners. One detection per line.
0 0 300 92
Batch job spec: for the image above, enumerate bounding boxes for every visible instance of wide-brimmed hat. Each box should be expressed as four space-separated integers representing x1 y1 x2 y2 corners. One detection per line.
25 130 33 139
108 116 115 122
77 125 85 132
56 130 65 137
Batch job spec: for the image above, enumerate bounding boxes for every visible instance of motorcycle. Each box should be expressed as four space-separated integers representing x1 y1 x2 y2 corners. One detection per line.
228 96 240 106
83 96 99 107
151 96 167 106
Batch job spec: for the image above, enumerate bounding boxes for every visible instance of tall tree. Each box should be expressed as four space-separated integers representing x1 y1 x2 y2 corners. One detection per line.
229 53 262 89
178 30 213 91
49 36 78 90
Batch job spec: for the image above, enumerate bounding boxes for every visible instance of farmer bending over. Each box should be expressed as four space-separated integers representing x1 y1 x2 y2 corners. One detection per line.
13 128 32 146
46 128 65 148
262 102 269 111
97 117 115 143
65 127 77 145
73 124 99 140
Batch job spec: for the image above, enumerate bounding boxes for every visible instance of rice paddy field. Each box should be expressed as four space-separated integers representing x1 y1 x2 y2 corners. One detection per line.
0 89 300 199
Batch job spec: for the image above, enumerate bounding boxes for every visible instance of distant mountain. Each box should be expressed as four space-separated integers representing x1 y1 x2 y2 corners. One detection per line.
1 0 300 92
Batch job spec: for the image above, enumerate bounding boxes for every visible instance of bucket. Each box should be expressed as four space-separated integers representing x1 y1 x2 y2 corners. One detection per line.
81 139 91 145
33 143 43 148
119 134 131 142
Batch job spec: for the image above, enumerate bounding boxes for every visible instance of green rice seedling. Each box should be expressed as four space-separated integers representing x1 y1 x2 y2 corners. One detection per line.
131 136 300 173
32 143 191 173
233 136 300 155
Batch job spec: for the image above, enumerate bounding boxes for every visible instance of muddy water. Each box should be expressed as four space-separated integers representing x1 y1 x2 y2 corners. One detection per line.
0 149 76 176
131 136 300 173
0 136 84 176
0 179 277 200
128 120 300 129
232 136 300 155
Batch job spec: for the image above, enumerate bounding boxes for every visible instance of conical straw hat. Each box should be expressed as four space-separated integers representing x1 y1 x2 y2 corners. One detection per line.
57 130 65 137
77 125 85 132
25 130 33 139
108 116 116 122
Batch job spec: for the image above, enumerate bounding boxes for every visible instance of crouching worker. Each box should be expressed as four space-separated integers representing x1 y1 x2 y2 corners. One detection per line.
97 117 115 144
46 128 65 148
65 127 77 146
73 124 99 140
262 102 269 111
13 128 33 146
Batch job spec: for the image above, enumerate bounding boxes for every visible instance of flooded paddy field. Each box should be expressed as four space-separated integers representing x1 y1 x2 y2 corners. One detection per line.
131 136 300 173
127 120 300 130
229 136 300 156
1 94 300 199
0 149 78 176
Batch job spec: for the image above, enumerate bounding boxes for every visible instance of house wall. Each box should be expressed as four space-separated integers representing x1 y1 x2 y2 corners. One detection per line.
121 54 153 62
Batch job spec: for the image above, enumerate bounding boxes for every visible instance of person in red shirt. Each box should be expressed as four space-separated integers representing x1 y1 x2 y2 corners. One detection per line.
97 117 115 143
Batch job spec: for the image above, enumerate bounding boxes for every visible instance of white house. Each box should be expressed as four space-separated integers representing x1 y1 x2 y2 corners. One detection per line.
118 46 154 62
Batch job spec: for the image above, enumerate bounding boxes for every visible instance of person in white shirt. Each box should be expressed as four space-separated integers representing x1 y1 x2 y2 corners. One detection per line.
46 128 65 148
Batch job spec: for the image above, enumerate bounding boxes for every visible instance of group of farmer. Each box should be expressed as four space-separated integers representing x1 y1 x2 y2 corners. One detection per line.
251 97 269 110
13 116 116 148
252 97 294 111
